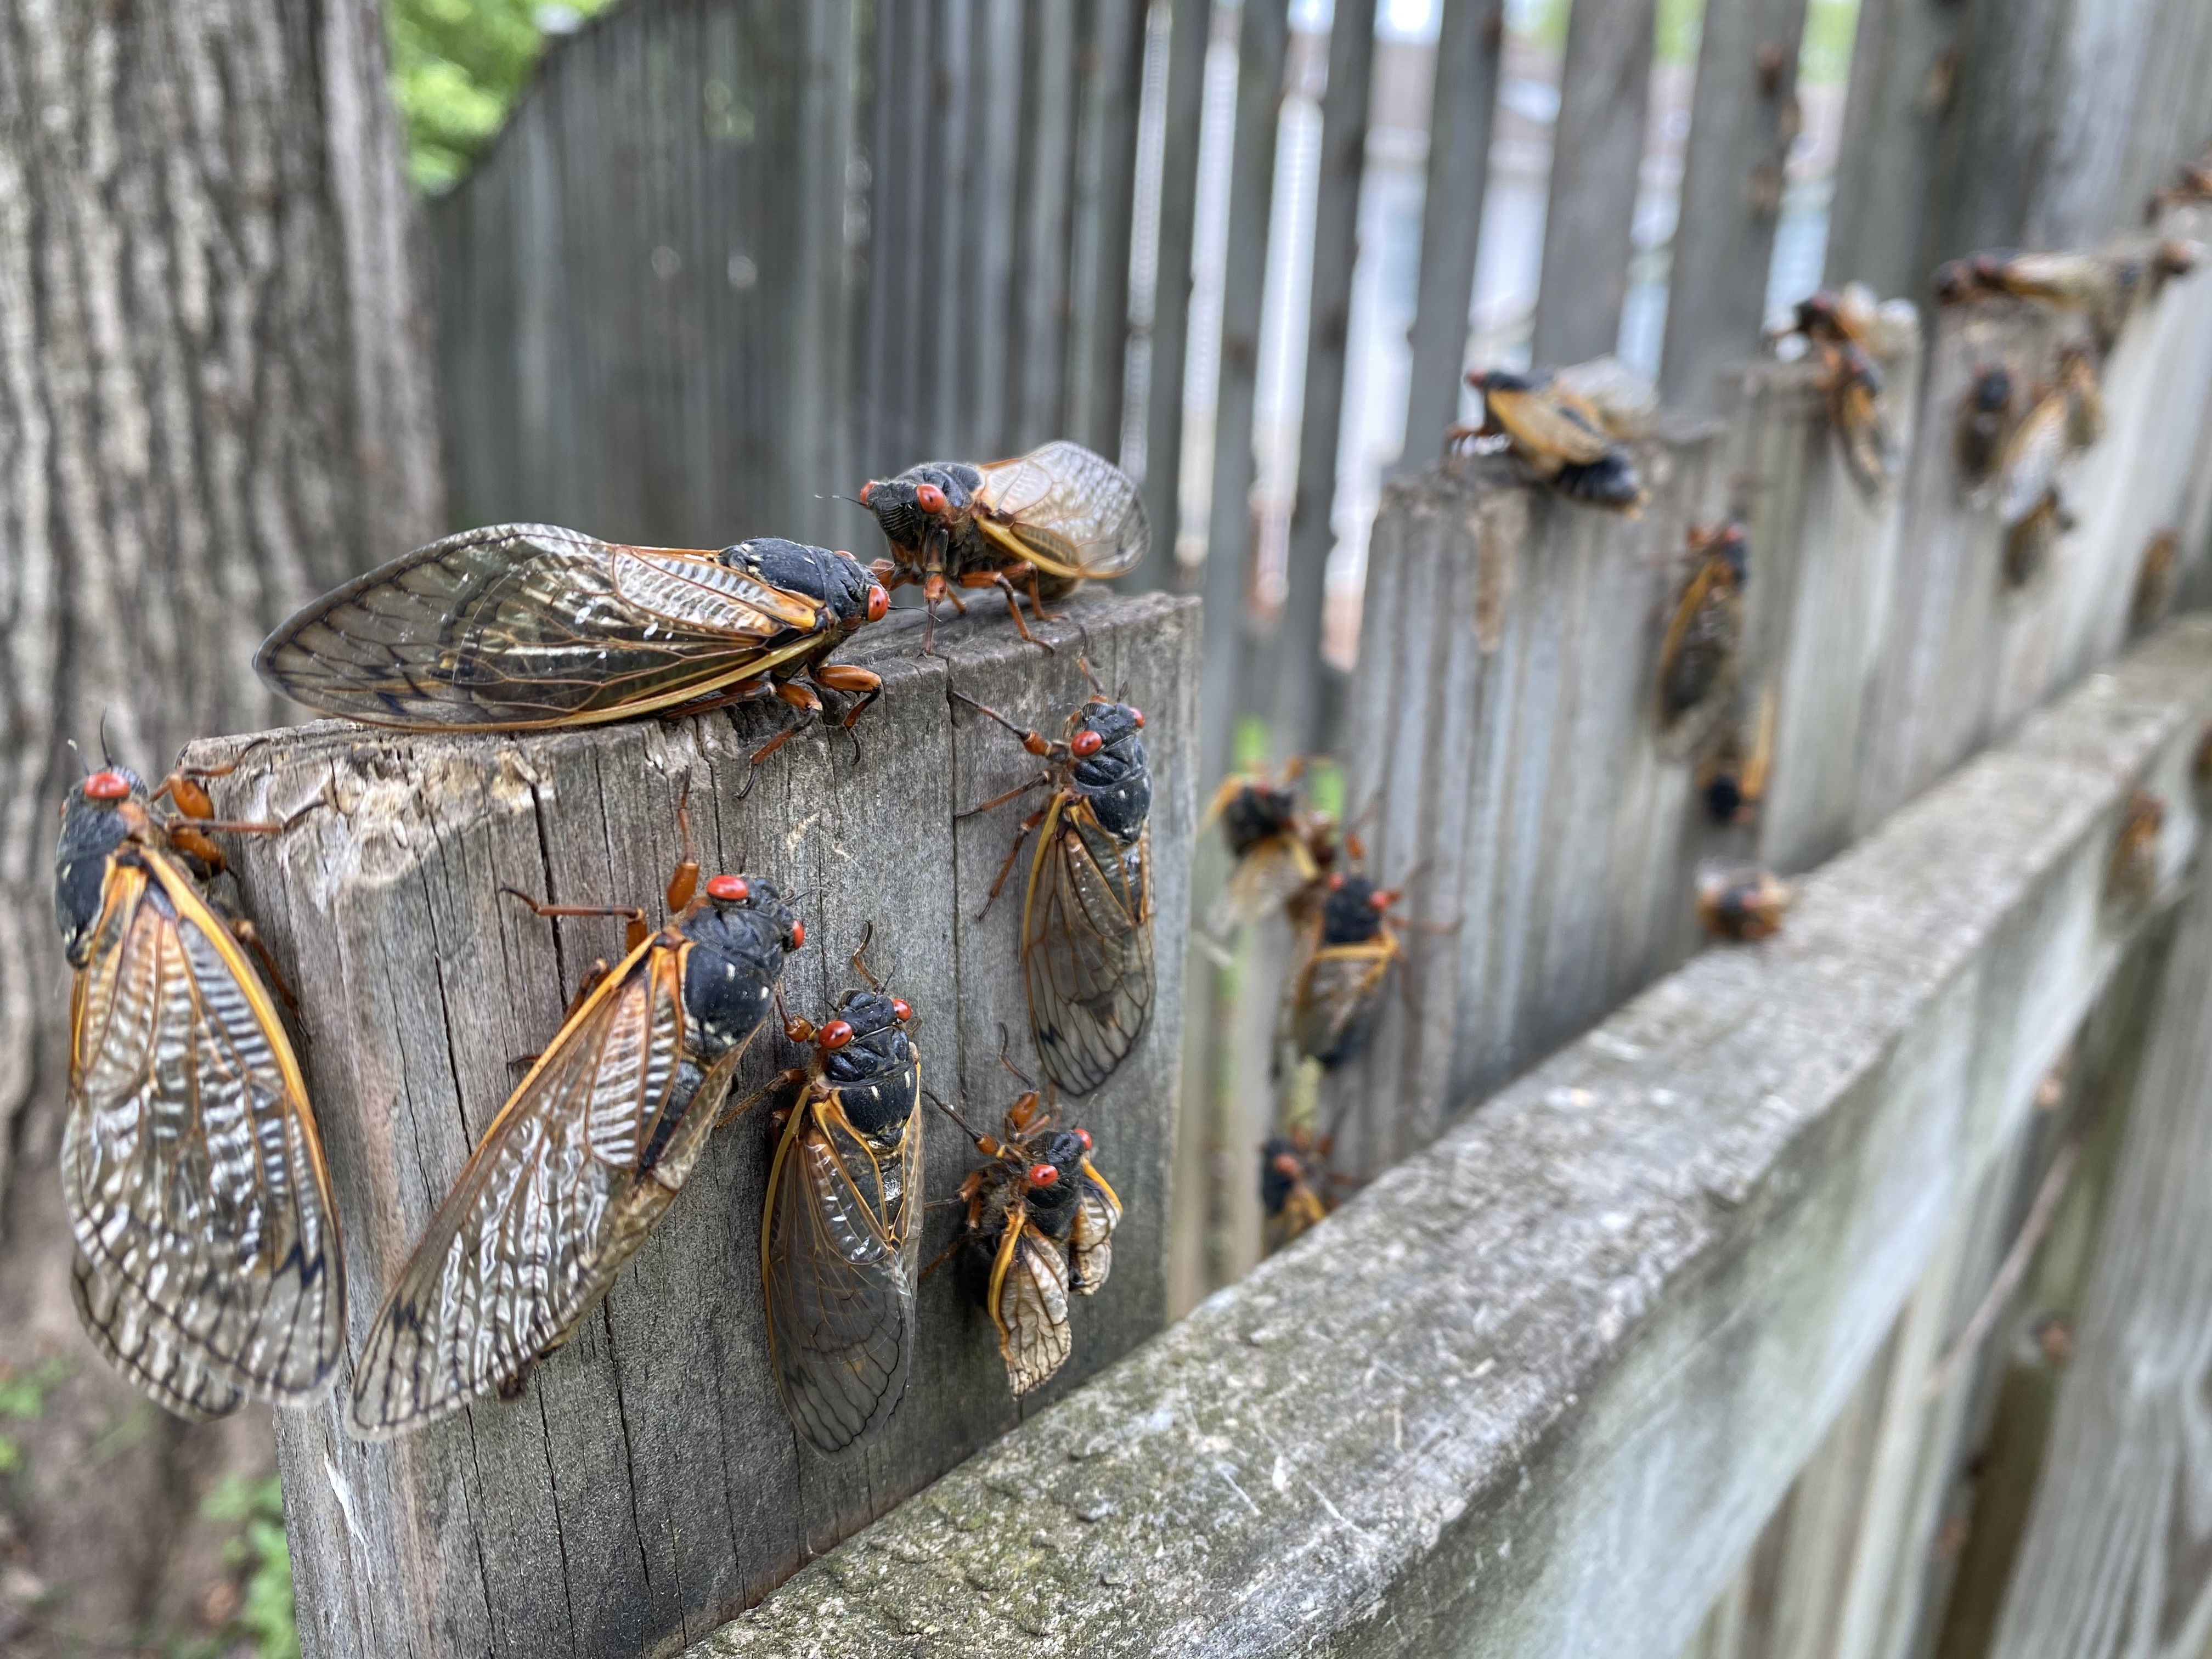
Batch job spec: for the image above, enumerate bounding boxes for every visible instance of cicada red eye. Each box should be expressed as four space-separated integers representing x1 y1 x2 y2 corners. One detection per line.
1369 889 1393 910
915 482 946 514
890 998 912 1022
84 771 131 802
866 584 889 623
1327 872 1346 891
1074 1127 1092 1151
819 1020 854 1051
1027 1163 1059 1187
1272 1153 1303 1178
1071 729 1104 758
705 873 749 902
859 480 876 505
1130 709 1144 728
788 919 806 950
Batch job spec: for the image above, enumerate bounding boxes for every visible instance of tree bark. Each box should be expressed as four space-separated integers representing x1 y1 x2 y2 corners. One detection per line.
0 0 438 1646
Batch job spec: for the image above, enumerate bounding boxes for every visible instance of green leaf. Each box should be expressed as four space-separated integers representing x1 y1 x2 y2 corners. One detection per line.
387 0 618 193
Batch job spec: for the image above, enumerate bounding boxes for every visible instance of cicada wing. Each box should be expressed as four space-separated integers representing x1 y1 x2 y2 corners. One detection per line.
1834 375 1896 495
256 523 827 729
1068 1160 1123 1295
1483 383 1617 468
348 943 726 1437
972 441 1148 580
988 1216 1073 1397
71 1251 244 1420
1291 937 1400 1069
1209 837 1319 936
1024 805 1155 1097
762 1092 922 1454
60 851 344 1413
1999 392 2070 527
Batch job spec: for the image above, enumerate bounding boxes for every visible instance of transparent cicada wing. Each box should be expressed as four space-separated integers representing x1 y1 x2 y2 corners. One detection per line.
1068 1161 1122 1295
257 523 828 729
1483 383 1616 468
1024 804 1154 1097
762 1087 922 1454
1999 392 2071 527
973 442 1148 581
61 850 344 1413
988 1215 1073 1396
348 942 738 1437
1291 936 1401 1069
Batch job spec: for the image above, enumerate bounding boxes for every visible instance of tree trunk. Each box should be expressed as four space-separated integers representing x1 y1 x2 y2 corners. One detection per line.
0 0 438 1646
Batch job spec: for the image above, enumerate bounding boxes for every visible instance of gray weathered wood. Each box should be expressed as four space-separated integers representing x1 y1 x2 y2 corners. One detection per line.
183 593 1194 1659
1398 0 1505 461
1065 0 1150 458
1657 0 1812 414
685 611 2212 1659
1255 0 1375 761
1988 801 2212 1656
1530 0 1658 367
1821 0 1962 301
1329 422 1729 1178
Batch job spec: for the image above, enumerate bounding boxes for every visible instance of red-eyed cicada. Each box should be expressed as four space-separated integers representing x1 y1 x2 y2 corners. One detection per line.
57 762 343 1419
1696 866 1793 941
1451 365 1649 515
1260 1127 1333 1255
1283 870 1409 1072
940 1088 1121 1398
860 441 1148 647
956 665 1154 1097
346 848 804 1437
1657 520 1749 753
257 528 889 764
755 936 924 1454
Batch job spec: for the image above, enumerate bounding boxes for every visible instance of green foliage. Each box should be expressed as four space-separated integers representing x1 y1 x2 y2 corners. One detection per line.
0 1356 75 1477
387 0 616 193
193 1476 300 1659
1799 0 1861 86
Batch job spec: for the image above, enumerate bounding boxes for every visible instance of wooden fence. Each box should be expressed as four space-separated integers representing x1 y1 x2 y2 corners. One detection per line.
211 0 2212 1652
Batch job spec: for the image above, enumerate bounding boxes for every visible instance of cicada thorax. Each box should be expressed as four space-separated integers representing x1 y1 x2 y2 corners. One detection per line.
1289 872 1404 1070
56 764 346 1420
1955 365 2017 486
761 972 924 1454
346 867 802 1438
1220 777 1300 857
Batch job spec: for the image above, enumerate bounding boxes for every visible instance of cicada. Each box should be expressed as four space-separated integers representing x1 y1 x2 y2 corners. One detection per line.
1771 289 1898 494
1935 244 2197 346
1998 385 2074 589
257 527 889 764
1453 365 1648 515
2108 790 2165 902
757 935 924 1454
2058 345 2104 449
1203 758 1331 935
2131 529 2180 634
1699 687 1776 827
859 441 1148 647
346 845 804 1437
1657 520 1748 750
956 666 1154 1097
57 761 343 1420
1260 1127 1332 1255
940 1087 1120 1398
1284 871 1408 1071
1696 867 1792 941
1955 365 2017 486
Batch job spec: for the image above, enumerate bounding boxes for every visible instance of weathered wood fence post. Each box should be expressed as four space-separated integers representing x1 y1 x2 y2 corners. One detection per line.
184 593 1196 1659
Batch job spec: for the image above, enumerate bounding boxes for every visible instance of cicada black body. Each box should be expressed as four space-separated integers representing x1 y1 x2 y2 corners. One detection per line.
1955 365 2017 485
860 441 1148 647
1696 867 1792 941
1285 871 1406 1071
1657 521 1748 752
1453 365 1648 516
758 941 924 1454
257 527 890 763
57 764 344 1420
943 1090 1121 1398
1260 1128 1332 1255
347 857 803 1437
957 674 1155 1097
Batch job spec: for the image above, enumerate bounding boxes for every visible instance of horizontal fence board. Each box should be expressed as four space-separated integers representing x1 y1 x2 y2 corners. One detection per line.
184 593 1195 1659
685 613 2212 1659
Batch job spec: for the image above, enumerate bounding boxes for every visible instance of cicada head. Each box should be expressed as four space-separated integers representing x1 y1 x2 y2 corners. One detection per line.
680 874 803 1056
56 767 146 966
1318 872 1391 947
724 539 890 634
1015 1128 1091 1243
1068 700 1151 839
821 986 918 1141
1221 778 1299 858
858 463 978 558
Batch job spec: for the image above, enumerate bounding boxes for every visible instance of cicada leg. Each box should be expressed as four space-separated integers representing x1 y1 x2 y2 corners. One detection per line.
812 663 884 764
228 917 301 1014
978 797 1055 919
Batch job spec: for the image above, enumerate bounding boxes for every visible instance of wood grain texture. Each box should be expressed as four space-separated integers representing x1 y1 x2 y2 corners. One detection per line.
1657 0 1812 414
1820 0 1962 302
1530 0 1658 367
1326 421 1729 1179
179 592 1194 1659
685 611 2212 1659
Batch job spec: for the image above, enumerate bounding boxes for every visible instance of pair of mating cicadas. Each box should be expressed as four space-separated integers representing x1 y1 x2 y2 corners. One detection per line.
58 769 1122 1442
58 438 1154 1431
